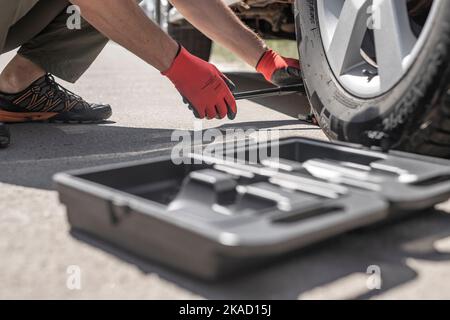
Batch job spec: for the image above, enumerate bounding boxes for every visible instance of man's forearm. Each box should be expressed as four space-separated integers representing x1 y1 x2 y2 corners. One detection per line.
170 0 267 67
70 0 178 71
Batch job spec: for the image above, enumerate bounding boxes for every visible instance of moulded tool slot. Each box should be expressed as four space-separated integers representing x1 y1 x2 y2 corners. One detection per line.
232 193 278 215
189 169 238 206
413 175 450 187
272 206 344 224
260 158 305 172
225 138 450 210
126 179 183 205
168 169 239 211
221 139 387 176
236 182 324 213
260 156 381 193
166 169 281 218
277 140 383 166
75 161 206 205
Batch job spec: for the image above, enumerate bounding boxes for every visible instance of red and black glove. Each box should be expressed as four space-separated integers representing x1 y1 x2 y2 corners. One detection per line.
256 49 302 86
163 46 237 120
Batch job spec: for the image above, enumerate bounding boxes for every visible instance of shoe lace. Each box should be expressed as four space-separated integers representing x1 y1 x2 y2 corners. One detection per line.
44 74 84 104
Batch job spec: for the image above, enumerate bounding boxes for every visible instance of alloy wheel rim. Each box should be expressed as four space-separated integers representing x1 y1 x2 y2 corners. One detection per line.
317 0 438 98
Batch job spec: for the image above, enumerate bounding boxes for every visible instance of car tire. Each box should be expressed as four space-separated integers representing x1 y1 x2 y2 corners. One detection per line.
295 0 450 158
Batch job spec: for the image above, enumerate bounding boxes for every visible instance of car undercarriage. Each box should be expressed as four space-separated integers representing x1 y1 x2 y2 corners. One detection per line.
169 0 433 40
231 0 297 39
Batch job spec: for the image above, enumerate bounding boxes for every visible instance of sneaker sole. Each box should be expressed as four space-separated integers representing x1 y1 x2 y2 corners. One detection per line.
0 108 112 124
0 110 58 123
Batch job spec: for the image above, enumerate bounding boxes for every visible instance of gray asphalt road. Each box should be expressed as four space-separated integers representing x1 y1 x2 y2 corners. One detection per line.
1 44 450 299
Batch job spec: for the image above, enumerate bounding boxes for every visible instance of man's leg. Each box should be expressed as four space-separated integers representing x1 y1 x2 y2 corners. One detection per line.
0 0 39 50
0 54 46 94
3 0 109 86
0 0 40 142
0 0 43 93
0 0 112 123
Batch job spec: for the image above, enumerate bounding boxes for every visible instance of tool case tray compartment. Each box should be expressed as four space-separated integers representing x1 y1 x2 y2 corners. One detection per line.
54 138 450 279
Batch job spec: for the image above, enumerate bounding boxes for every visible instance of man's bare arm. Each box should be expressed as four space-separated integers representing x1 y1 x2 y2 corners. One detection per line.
67 0 299 120
70 0 179 72
70 0 238 121
170 0 267 67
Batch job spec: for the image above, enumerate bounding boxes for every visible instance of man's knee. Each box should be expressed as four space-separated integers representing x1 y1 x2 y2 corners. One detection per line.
0 0 40 53
1 0 69 54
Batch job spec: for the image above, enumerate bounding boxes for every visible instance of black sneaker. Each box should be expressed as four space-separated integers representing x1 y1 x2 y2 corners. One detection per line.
0 122 10 148
0 74 112 123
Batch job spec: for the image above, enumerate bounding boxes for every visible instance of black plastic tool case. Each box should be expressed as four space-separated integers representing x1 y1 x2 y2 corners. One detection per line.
54 138 450 279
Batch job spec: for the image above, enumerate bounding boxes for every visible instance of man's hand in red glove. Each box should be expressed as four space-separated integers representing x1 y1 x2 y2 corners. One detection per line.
256 49 302 87
163 46 237 120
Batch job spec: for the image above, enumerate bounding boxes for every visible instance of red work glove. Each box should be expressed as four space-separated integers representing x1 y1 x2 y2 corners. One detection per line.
163 46 237 120
256 49 302 86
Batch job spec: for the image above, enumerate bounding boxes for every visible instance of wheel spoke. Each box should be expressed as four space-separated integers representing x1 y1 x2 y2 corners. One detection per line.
373 0 418 90
318 0 432 97
327 0 372 75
